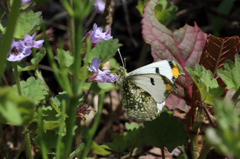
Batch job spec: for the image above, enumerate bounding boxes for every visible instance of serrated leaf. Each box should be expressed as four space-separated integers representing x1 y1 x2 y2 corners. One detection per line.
205 98 240 158
18 48 46 72
125 122 143 130
56 49 74 67
91 141 110 156
13 77 48 105
217 54 240 91
14 11 43 39
0 87 34 126
50 91 83 114
43 120 61 131
186 64 224 105
142 0 207 112
141 111 187 152
103 127 144 154
33 130 58 152
35 70 50 96
87 39 121 64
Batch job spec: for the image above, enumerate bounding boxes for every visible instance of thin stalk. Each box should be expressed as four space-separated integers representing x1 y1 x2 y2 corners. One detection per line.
37 108 48 159
190 107 205 159
15 141 26 159
13 62 33 159
63 97 80 158
23 129 32 159
232 86 240 104
198 143 211 159
0 123 7 158
0 0 20 77
161 146 165 159
56 100 66 159
79 92 105 159
13 62 22 96
200 103 215 128
68 0 75 56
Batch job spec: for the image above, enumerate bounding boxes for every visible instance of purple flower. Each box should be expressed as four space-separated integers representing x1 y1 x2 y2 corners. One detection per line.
94 0 105 14
6 33 44 62
89 23 112 45
87 58 116 83
21 0 31 6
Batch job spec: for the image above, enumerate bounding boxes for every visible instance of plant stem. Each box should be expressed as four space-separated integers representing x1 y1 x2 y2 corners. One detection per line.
0 123 7 158
190 107 205 159
68 0 75 56
161 146 165 159
0 0 20 77
79 92 105 158
13 63 32 159
13 62 22 96
232 86 240 104
198 143 211 159
15 141 26 159
23 128 33 159
200 103 215 127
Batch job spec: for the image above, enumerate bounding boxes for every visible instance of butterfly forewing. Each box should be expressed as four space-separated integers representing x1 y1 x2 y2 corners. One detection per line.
128 74 176 103
129 60 184 83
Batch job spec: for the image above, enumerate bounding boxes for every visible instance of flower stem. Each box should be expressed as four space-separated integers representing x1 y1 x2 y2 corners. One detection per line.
198 143 211 159
0 123 7 158
79 92 105 158
24 128 33 159
13 62 32 159
13 62 22 96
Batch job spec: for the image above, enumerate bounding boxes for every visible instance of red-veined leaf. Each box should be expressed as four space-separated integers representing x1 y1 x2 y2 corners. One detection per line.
141 0 207 112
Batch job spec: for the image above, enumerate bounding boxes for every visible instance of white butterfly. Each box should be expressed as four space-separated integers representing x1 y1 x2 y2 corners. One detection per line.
116 60 184 121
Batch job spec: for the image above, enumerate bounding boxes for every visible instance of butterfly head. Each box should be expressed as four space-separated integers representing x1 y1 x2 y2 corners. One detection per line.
116 66 128 87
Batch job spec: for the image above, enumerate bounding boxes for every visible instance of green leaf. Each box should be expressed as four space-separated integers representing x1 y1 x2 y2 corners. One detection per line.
217 54 240 91
91 142 110 156
0 87 34 126
141 111 187 152
125 122 143 130
186 64 224 105
136 0 148 15
87 39 121 64
43 120 61 131
18 49 46 72
69 143 85 159
13 77 49 105
14 11 43 39
56 49 74 67
103 126 144 154
109 58 120 69
50 91 83 114
136 0 178 24
33 130 58 153
35 70 50 97
205 98 240 158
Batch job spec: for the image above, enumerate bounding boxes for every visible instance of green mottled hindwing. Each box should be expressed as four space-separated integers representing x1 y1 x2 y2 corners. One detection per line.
121 77 158 121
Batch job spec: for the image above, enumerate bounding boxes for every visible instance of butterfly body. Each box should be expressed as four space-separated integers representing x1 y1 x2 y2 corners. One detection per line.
117 60 184 121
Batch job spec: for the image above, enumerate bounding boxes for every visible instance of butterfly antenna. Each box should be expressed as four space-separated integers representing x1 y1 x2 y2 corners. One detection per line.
117 49 125 68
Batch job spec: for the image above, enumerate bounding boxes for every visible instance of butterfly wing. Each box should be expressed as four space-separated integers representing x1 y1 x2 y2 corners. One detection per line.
128 60 184 83
128 74 176 103
120 77 159 121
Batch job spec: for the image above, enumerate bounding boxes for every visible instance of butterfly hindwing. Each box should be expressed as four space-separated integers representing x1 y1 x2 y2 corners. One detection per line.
120 77 159 121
